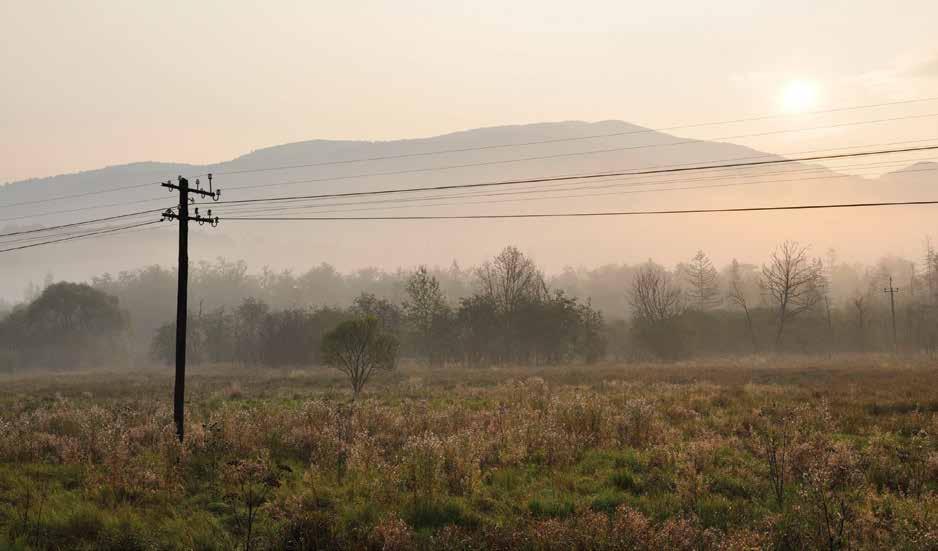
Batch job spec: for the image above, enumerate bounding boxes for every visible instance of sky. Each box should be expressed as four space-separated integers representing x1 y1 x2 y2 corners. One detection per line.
2 0 938 184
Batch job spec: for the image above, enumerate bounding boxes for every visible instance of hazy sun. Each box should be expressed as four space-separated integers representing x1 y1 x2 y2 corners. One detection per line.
780 80 820 113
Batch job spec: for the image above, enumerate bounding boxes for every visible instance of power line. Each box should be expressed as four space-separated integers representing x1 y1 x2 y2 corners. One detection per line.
0 209 165 239
445 155 936 200
0 170 200 210
0 220 163 254
221 163 938 218
0 168 207 211
220 199 938 222
223 112 938 192
201 144 938 207
0 222 149 246
0 197 172 223
215 156 938 217
206 96 938 178
16 137 938 221
0 215 173 245
6 159 937 252
0 182 155 210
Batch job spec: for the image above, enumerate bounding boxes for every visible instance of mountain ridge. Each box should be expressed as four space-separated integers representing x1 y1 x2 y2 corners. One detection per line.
0 120 697 188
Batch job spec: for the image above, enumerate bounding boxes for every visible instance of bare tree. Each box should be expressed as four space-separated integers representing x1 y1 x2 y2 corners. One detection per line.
321 317 398 398
629 263 684 323
684 250 721 310
761 241 824 349
726 259 757 351
477 246 546 314
629 263 685 358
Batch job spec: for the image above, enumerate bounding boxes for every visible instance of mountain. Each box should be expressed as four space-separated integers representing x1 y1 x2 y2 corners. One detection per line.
880 161 938 197
1 121 934 300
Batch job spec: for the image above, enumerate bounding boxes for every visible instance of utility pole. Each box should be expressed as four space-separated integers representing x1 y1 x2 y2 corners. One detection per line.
884 276 899 355
161 175 220 441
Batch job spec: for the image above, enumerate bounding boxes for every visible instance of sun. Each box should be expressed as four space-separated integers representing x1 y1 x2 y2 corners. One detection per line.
779 79 820 113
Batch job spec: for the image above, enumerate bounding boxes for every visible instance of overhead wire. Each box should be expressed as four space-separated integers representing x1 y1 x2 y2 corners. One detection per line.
222 163 938 220
0 182 154 210
5 150 938 252
0 208 167 239
0 197 173 223
15 137 938 221
199 144 938 207
214 155 938 217
219 199 938 222
1 222 152 246
0 147 934 248
0 220 164 254
222 164 938 219
0 212 176 246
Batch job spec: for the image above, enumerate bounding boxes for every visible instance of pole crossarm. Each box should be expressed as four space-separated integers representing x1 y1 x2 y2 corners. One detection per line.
161 173 222 201
162 207 219 227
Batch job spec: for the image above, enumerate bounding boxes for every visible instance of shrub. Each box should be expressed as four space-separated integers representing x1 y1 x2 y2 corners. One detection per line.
321 317 398 398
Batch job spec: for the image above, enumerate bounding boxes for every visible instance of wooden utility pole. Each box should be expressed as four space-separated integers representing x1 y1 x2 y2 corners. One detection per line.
884 276 899 354
161 175 220 440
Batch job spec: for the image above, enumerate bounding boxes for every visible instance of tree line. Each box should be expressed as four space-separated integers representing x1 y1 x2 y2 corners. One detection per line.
0 282 128 370
627 241 938 358
5 241 938 370
150 247 606 367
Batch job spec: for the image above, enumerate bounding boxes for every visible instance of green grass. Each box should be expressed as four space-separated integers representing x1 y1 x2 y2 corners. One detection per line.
1 356 938 548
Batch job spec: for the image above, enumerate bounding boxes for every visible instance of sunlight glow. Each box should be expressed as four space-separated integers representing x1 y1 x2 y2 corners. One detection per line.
779 79 820 113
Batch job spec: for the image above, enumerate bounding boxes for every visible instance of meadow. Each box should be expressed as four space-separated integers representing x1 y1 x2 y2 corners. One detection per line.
1 356 938 550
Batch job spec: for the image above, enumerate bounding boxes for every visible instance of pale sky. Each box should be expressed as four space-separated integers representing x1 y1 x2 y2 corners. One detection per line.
2 0 938 184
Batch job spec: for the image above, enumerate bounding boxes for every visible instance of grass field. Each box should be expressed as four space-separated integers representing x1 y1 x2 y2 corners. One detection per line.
2 356 938 550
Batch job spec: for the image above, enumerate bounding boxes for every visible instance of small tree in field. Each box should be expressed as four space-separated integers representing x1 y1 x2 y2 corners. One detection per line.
321 317 398 398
